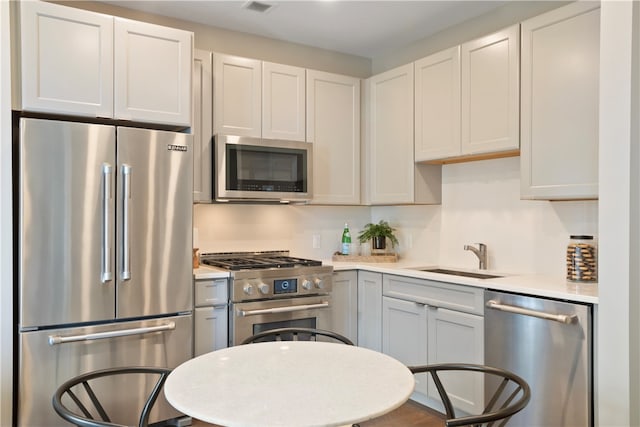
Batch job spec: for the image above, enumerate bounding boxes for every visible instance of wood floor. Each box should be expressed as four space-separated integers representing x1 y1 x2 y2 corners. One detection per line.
190 400 445 427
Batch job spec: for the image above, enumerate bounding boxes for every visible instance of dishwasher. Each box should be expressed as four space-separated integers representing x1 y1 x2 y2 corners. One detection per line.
484 290 593 427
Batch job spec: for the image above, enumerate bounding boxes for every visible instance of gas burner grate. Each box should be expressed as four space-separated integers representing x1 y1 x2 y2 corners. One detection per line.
200 252 322 271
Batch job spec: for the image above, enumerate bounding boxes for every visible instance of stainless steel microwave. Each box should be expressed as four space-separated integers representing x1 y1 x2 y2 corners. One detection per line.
214 134 313 202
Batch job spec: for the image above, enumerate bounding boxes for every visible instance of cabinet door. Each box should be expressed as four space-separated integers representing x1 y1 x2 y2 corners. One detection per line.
520 2 600 200
307 70 361 204
19 1 113 118
382 297 428 396
357 271 382 351
366 63 415 204
414 47 461 161
213 54 262 137
427 307 484 415
194 306 228 356
114 18 192 127
331 271 358 344
193 50 213 202
461 25 520 155
263 62 306 141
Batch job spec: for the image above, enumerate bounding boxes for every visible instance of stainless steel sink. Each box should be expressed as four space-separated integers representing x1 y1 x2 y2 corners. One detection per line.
417 268 503 279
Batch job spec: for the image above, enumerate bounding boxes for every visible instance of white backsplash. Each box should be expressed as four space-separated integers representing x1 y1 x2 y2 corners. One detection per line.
436 157 598 275
194 156 597 276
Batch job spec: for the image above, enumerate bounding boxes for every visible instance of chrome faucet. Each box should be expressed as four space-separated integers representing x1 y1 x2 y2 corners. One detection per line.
464 243 487 270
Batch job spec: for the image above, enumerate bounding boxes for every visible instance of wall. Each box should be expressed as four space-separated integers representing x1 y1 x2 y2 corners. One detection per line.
371 1 570 74
194 204 371 260
56 1 371 78
0 1 12 425
597 1 639 425
195 156 597 277
383 158 596 274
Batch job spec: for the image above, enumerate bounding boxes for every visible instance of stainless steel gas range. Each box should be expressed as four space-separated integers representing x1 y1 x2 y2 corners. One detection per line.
200 251 334 345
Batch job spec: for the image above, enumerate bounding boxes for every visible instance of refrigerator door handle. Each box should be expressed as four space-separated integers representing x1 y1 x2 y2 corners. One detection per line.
486 299 577 324
121 164 132 281
48 321 176 345
102 163 113 283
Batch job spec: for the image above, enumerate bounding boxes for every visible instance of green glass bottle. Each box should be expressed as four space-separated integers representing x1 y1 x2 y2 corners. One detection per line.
341 223 351 255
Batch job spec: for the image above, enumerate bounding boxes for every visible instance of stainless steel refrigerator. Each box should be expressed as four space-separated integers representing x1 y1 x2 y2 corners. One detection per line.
16 118 193 426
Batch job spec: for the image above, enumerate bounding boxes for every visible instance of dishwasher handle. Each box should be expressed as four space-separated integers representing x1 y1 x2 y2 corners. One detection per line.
486 300 577 324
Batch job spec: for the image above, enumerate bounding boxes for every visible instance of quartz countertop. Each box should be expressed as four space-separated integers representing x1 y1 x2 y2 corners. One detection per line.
193 260 598 304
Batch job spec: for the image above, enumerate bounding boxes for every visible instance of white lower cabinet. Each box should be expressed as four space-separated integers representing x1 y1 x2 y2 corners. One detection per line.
331 271 358 344
381 274 484 413
357 271 382 352
426 307 484 414
194 278 228 356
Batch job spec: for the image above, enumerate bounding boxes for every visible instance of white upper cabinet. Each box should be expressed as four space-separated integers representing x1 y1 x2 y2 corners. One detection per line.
366 63 415 204
193 49 213 203
213 53 262 138
414 47 461 161
114 18 192 127
263 62 306 141
365 63 441 205
520 2 600 200
17 1 192 127
414 25 519 162
18 1 114 118
307 70 360 205
213 53 262 137
213 55 306 141
461 24 519 156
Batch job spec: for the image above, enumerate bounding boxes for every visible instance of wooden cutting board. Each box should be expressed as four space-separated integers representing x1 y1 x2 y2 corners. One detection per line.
332 253 399 263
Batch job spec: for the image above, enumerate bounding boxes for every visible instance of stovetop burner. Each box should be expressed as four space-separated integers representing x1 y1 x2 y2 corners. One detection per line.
200 251 322 271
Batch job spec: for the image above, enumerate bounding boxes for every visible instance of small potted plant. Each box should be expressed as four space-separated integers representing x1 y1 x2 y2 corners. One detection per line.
358 220 399 253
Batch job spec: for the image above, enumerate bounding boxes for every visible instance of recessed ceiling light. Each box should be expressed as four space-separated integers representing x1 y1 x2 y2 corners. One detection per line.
242 1 275 14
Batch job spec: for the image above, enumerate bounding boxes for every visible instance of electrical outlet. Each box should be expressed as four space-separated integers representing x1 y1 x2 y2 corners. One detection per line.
312 234 321 249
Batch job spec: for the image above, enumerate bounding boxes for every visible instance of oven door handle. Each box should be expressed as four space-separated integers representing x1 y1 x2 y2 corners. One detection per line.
238 302 330 317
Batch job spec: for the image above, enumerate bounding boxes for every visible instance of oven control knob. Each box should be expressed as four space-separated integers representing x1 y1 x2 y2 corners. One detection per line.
314 278 324 289
258 283 269 295
243 284 254 295
302 280 312 290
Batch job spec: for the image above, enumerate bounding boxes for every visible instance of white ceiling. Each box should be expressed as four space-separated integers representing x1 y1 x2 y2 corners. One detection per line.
99 1 508 58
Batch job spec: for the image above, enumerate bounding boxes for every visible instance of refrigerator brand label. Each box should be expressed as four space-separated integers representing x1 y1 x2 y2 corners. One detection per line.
167 144 187 152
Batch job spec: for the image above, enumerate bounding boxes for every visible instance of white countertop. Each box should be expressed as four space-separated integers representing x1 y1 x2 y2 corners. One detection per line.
164 341 415 427
193 260 598 304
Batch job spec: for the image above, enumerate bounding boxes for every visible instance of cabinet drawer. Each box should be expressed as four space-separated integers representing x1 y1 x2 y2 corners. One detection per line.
383 274 484 315
194 306 228 356
194 279 228 307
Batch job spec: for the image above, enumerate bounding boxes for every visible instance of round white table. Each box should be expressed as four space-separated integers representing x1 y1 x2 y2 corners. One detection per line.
164 341 415 427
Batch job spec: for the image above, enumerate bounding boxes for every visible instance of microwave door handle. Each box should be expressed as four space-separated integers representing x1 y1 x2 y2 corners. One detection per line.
101 163 113 283
238 302 330 317
121 164 132 281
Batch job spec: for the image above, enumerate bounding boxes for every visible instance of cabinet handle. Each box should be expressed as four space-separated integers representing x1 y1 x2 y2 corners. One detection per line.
486 300 577 324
